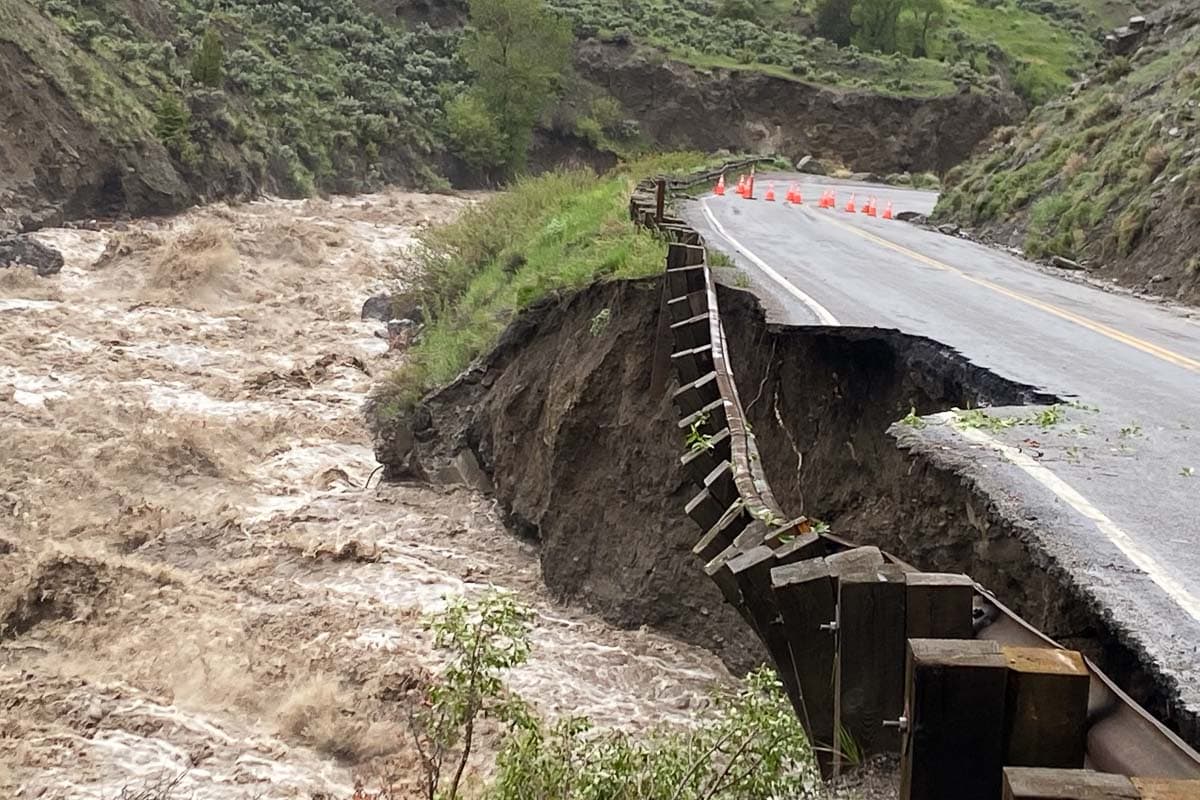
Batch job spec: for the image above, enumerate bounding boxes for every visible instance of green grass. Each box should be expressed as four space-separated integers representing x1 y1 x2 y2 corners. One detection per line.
938 0 1092 103
552 0 1098 100
370 153 714 420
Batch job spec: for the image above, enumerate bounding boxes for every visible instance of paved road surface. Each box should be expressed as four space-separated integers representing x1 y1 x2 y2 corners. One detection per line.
683 173 1200 723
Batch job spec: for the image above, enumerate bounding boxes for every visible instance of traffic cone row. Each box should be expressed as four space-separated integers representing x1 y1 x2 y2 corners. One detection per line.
717 178 896 220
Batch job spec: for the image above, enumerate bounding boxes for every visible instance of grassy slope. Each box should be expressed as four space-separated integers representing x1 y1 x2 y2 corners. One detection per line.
8 0 458 199
551 0 1105 99
370 153 717 421
935 4 1200 299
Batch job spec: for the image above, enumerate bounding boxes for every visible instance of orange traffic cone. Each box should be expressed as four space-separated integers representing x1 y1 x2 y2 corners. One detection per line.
791 185 803 205
764 182 776 202
865 197 877 217
844 193 856 213
715 174 726 197
735 175 745 197
823 190 835 209
882 201 894 220
744 174 756 200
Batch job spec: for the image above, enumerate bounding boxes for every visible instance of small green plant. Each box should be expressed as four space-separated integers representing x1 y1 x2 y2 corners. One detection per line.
900 406 926 428
687 413 715 453
1182 467 1195 478
1119 423 1142 438
1034 404 1066 428
589 308 612 337
490 667 819 800
707 249 734 268
953 408 1021 432
732 270 751 288
410 591 534 800
811 519 831 535
1065 446 1082 464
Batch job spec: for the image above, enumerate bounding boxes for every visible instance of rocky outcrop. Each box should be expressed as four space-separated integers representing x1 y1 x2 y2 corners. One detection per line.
0 236 64 276
575 39 1024 175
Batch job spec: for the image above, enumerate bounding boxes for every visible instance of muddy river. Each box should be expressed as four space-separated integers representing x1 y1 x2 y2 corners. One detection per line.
0 192 734 798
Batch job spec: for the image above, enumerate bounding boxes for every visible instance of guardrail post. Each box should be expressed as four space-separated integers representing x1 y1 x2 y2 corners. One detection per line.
1003 647 1090 769
901 639 1008 800
835 562 908 760
771 558 837 771
1002 768 1138 799
906 572 975 640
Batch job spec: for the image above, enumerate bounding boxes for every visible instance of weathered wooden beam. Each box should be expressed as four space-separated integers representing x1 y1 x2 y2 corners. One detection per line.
900 639 1008 800
670 343 714 385
837 563 908 757
666 265 707 298
669 312 711 351
1002 768 1138 799
672 371 721 417
906 572 975 640
770 558 837 767
825 545 885 575
679 427 731 486
692 501 749 562
1132 778 1200 799
666 242 706 270
1003 647 1090 769
685 486 726 532
677 399 728 437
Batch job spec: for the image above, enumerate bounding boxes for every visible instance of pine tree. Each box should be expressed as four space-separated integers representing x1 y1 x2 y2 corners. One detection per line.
191 28 224 88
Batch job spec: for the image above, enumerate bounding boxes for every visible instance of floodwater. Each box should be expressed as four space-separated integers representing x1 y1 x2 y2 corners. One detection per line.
0 192 733 799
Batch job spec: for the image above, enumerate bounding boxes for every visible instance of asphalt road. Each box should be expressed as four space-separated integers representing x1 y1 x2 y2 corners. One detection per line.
683 173 1200 721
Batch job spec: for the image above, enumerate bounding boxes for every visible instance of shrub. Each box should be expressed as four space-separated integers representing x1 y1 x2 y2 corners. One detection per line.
446 92 508 172
717 0 758 22
489 667 819 800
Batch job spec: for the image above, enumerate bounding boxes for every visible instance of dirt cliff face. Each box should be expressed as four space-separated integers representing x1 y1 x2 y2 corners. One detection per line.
575 40 1024 174
386 279 768 674
0 38 191 233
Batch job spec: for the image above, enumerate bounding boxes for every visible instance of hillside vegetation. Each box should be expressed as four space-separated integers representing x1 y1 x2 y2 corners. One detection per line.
551 0 1111 101
935 3 1200 302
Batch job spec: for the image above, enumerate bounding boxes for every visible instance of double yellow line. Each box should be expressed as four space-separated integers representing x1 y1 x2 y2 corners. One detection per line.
813 211 1200 374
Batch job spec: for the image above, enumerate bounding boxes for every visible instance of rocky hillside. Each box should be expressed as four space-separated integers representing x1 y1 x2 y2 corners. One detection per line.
0 0 460 232
0 0 1138 232
935 3 1200 302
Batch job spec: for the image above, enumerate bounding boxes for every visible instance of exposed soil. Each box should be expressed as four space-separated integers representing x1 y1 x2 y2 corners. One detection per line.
383 279 769 677
381 270 1200 764
575 39 1024 175
715 285 1200 747
0 195 738 798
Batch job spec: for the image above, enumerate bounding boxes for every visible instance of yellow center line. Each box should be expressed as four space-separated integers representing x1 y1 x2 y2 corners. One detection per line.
810 209 1200 374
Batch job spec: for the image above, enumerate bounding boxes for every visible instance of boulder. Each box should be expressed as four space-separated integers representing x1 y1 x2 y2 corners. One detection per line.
0 236 64 276
895 211 927 224
361 292 393 321
795 155 826 175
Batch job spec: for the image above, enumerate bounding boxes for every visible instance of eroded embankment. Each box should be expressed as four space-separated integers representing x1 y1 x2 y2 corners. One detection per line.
387 273 1198 747
383 278 767 674
717 285 1199 747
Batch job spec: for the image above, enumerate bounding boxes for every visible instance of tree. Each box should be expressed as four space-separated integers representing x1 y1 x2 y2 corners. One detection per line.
815 0 856 47
408 591 533 800
854 0 906 53
461 0 572 173
908 0 946 58
191 27 224 88
445 93 508 172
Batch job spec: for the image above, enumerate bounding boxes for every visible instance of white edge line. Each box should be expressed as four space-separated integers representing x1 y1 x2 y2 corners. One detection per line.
927 411 1200 625
699 197 840 327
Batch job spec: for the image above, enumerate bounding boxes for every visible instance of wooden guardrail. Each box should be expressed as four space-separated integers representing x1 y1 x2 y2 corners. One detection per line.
630 171 1200 799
